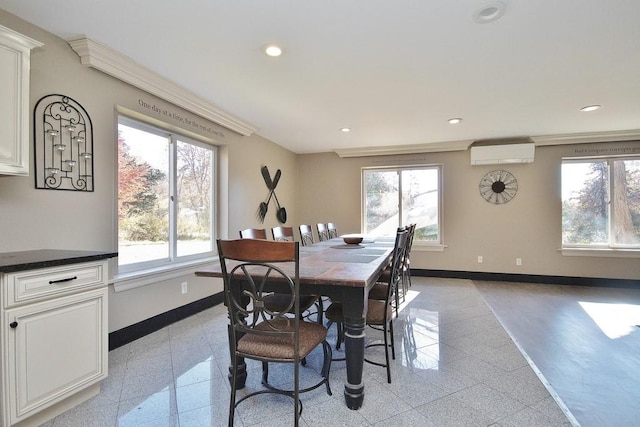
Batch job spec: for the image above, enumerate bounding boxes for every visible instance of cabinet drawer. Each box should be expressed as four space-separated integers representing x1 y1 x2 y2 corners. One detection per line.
4 261 106 307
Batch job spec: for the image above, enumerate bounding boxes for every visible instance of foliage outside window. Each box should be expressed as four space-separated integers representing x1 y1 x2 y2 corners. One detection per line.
562 158 640 248
117 116 215 272
363 166 441 242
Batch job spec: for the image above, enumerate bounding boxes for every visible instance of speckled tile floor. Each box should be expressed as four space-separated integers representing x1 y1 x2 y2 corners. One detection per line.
39 277 600 426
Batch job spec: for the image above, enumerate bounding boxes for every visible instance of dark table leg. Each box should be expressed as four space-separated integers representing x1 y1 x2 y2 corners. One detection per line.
341 288 367 409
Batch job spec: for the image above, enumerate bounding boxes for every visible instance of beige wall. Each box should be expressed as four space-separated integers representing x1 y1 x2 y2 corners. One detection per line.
0 10 637 334
0 11 298 332
298 142 640 280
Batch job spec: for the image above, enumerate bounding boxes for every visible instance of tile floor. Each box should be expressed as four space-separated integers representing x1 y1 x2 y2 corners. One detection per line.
40 276 608 426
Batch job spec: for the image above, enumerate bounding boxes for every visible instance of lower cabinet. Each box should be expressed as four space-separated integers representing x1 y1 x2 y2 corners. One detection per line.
1 258 110 426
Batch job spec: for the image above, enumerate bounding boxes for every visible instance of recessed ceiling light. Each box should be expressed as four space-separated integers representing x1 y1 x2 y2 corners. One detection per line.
473 1 506 24
580 105 602 112
264 45 282 57
448 118 463 124
340 127 351 133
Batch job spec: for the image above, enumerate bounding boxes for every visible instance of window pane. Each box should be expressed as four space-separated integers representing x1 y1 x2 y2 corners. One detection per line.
364 170 399 236
562 161 609 245
176 140 213 257
612 159 640 245
401 168 439 241
117 124 170 265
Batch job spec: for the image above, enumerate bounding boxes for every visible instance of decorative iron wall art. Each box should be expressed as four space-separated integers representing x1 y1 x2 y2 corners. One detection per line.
258 165 287 223
34 94 94 191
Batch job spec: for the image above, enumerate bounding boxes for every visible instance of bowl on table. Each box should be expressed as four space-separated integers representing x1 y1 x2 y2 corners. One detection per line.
343 236 363 245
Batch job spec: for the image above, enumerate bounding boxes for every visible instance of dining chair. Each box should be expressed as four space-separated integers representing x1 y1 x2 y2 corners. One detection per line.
298 224 315 246
239 228 267 239
217 238 332 426
272 226 295 241
242 226 322 326
369 225 412 313
325 227 409 383
316 223 330 242
327 222 338 239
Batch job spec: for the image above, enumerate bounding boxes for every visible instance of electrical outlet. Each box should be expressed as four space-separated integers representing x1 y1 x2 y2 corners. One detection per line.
516 258 522 266
477 255 483 263
181 282 188 294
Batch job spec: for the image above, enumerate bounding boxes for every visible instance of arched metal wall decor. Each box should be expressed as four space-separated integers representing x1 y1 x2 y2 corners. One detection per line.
34 94 94 191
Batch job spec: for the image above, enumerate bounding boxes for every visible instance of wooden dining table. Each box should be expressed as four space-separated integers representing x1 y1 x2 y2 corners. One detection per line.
195 236 394 410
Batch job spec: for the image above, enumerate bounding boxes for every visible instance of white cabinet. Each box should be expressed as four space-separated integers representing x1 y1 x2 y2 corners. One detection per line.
1 259 109 427
0 25 42 176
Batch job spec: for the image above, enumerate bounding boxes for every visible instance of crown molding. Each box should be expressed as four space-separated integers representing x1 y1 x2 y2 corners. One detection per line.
68 37 257 137
531 129 640 146
334 139 474 158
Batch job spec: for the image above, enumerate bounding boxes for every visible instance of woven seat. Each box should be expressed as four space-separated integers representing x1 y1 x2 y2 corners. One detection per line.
218 238 332 427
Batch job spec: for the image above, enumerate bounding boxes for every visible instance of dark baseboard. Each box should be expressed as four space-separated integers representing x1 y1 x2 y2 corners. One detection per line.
413 269 639 289
109 270 638 350
108 292 224 351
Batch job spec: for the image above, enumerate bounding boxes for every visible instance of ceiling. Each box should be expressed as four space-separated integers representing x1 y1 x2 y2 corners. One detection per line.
1 0 639 154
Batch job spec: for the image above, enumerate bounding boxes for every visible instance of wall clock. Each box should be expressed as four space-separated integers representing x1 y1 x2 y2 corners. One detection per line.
479 170 518 204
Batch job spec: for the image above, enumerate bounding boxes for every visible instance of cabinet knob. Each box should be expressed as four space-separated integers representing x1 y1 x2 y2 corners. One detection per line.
9 321 18 329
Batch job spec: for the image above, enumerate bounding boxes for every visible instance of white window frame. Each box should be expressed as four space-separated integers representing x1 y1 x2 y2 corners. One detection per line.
361 164 444 250
561 156 640 258
115 114 217 279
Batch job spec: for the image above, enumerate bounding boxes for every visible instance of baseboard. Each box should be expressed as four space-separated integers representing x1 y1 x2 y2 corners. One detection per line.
413 269 639 289
108 292 224 350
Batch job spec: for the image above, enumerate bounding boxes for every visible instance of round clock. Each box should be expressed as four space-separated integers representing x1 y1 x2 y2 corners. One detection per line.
479 170 518 204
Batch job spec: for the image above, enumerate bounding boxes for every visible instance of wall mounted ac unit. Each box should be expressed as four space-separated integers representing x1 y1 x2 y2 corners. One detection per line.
470 143 535 165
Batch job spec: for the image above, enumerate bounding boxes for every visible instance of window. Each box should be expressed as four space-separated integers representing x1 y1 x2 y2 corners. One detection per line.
363 165 441 243
562 157 640 248
117 116 215 272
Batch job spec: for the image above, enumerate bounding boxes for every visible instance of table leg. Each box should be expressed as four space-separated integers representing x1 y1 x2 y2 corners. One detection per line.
343 314 366 409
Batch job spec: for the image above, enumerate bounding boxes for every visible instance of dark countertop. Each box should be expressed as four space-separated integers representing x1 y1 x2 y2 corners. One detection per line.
0 249 118 273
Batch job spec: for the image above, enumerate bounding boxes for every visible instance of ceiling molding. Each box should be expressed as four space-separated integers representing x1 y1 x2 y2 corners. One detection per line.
531 129 640 146
68 37 257 137
334 139 474 158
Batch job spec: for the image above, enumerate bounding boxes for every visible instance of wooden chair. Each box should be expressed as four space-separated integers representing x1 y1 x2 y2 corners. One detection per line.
316 223 330 241
272 226 295 241
217 238 332 426
239 228 267 239
327 222 338 239
325 227 409 383
298 224 315 246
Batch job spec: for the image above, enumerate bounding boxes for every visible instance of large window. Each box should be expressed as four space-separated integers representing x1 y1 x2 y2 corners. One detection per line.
363 166 441 243
117 116 215 272
562 157 640 248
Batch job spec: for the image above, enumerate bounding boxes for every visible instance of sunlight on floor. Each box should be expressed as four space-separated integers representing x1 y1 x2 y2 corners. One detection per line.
578 301 640 339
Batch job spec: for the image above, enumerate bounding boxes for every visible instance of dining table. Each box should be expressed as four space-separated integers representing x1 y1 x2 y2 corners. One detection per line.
195 235 395 410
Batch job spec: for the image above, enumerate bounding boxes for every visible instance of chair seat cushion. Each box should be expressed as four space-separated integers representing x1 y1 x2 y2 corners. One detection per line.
366 299 391 325
264 293 319 313
237 319 327 360
325 302 343 322
368 283 388 300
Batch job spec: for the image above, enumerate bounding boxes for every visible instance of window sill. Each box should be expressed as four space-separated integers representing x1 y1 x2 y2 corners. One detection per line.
560 248 640 258
113 256 218 292
413 243 447 252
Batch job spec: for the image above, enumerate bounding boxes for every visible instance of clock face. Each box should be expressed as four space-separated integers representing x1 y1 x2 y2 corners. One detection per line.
479 170 518 204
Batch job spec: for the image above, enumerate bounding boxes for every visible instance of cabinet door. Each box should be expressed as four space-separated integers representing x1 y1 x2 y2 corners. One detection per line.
3 287 108 425
0 26 42 176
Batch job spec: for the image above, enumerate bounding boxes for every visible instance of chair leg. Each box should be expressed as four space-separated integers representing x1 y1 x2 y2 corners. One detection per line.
336 322 344 350
229 357 238 427
383 320 392 384
261 361 269 385
321 340 333 395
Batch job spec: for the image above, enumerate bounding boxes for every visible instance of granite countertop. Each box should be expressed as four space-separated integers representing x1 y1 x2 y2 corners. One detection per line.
0 249 118 273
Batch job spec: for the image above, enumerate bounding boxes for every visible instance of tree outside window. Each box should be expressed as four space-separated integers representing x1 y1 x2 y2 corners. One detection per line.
562 158 640 248
363 166 441 242
117 117 215 271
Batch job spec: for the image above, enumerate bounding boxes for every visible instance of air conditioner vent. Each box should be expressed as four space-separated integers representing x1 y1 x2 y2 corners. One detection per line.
470 142 535 165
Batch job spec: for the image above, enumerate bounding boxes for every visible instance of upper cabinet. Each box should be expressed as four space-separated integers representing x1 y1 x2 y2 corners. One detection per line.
0 25 42 176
